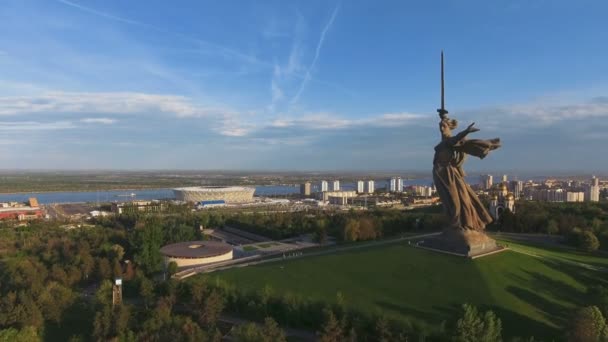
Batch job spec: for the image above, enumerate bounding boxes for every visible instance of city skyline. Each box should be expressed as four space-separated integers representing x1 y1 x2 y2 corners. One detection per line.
1 0 608 171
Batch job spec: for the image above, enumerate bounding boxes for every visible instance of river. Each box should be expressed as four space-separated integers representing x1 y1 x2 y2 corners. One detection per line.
0 179 438 205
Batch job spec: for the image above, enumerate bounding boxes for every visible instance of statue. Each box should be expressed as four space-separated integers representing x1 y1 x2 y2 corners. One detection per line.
428 52 503 256
433 118 501 231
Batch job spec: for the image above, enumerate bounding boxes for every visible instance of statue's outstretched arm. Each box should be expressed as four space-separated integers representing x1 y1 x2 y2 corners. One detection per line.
449 123 479 146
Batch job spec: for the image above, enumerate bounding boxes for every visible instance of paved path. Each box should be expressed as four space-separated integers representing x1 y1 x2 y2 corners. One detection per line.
177 231 441 279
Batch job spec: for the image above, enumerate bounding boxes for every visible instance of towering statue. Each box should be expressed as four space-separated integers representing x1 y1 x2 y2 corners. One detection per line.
430 52 502 256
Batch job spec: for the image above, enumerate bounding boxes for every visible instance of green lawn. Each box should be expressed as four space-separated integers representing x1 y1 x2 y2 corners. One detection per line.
497 239 608 269
242 245 258 251
202 242 608 339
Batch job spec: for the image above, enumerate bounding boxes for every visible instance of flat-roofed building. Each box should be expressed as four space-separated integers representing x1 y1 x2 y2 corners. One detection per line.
365 180 375 194
300 182 311 196
111 200 165 214
320 180 328 192
566 191 585 202
356 180 365 194
389 177 397 192
587 176 600 202
396 177 403 192
319 190 357 202
0 197 43 221
332 180 341 191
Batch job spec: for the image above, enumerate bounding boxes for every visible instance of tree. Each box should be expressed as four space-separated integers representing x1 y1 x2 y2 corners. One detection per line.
132 220 164 274
139 276 155 309
375 316 393 342
199 290 224 327
568 306 608 342
0 326 40 342
97 258 113 281
343 219 360 242
579 231 600 252
313 218 328 244
111 244 125 261
499 209 517 232
452 304 502 342
232 322 261 341
318 309 344 342
546 219 559 235
588 285 608 317
260 317 286 342
231 317 286 342
112 259 123 279
38 281 76 323
167 261 179 277
166 224 196 244
93 281 115 341
358 217 378 240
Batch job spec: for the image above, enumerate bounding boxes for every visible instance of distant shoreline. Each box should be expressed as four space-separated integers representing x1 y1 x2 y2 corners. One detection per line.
0 187 172 196
0 184 298 196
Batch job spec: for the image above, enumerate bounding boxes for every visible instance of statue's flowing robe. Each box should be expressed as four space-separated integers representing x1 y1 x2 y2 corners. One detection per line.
433 137 499 231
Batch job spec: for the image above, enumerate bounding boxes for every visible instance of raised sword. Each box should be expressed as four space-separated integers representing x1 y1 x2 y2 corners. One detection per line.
437 50 448 118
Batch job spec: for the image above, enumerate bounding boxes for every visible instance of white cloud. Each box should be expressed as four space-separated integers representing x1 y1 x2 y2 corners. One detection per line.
268 112 425 131
0 121 76 131
0 91 248 137
0 91 206 117
461 96 608 130
80 117 116 124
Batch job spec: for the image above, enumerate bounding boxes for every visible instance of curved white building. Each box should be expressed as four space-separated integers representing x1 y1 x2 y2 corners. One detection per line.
173 186 255 203
160 241 233 268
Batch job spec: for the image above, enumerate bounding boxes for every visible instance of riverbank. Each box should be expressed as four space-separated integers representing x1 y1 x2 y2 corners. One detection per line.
0 186 172 195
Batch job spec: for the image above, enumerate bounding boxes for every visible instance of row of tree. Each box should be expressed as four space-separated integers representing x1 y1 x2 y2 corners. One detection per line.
226 207 448 243
494 201 608 251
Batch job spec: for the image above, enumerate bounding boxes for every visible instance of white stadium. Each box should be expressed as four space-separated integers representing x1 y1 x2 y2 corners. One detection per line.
173 186 255 203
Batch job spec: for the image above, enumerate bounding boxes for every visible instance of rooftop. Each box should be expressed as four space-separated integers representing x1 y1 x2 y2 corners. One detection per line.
160 240 232 259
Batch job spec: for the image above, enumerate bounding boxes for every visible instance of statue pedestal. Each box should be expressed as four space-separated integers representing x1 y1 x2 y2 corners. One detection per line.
421 229 504 258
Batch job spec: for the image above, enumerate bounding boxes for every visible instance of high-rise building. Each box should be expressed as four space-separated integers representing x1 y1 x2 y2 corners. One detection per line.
396 177 404 193
320 180 328 192
502 174 508 182
332 180 340 191
481 174 493 190
567 191 585 202
356 180 365 194
509 180 523 199
412 185 435 197
389 177 397 192
587 176 600 202
365 180 375 194
300 182 311 196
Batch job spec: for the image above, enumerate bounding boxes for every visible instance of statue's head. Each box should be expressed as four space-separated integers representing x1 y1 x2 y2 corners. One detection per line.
439 118 458 139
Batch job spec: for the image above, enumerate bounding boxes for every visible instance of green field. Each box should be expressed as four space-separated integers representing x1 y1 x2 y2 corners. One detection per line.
203 241 608 339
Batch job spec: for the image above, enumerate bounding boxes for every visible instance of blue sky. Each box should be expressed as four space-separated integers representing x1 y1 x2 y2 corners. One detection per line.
1 0 607 172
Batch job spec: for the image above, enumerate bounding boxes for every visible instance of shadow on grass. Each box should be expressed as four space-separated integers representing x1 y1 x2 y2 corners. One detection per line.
376 299 556 340
502 257 602 338
506 286 567 332
537 257 608 288
506 239 608 269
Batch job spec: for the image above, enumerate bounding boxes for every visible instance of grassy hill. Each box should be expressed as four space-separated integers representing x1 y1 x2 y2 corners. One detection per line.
200 240 608 339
